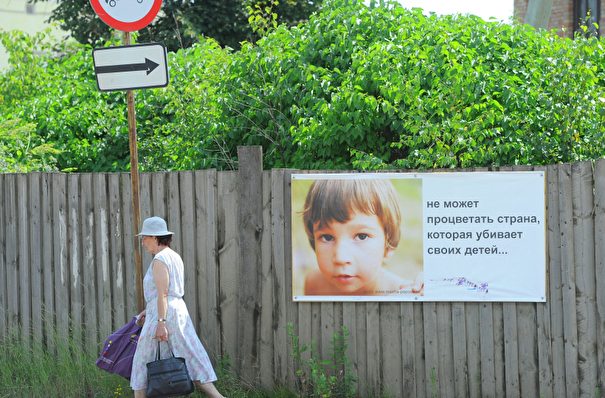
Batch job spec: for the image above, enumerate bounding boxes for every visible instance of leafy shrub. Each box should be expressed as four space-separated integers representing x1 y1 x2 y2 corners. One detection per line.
222 0 605 170
0 119 60 172
2 0 605 172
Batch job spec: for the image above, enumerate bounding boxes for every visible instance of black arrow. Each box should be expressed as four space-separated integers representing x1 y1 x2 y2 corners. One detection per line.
95 58 159 75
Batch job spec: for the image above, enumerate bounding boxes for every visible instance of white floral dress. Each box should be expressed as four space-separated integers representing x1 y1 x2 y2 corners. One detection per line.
130 248 217 390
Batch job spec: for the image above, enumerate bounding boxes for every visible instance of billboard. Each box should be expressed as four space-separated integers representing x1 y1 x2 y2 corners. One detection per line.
291 171 546 302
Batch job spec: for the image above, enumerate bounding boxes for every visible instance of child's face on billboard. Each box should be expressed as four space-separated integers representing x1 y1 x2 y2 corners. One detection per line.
313 210 393 294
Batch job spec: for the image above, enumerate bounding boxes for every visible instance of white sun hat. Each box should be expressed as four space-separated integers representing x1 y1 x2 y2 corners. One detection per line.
137 216 174 236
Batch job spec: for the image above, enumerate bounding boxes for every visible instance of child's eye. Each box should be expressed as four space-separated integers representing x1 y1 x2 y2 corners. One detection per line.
355 233 369 241
318 234 335 243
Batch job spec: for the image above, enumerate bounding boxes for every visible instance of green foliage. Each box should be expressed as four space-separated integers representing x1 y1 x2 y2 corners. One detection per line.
136 37 235 171
0 27 59 107
183 0 605 170
287 322 358 397
3 0 605 172
212 351 299 397
229 0 605 170
248 0 280 38
0 30 134 172
0 119 61 172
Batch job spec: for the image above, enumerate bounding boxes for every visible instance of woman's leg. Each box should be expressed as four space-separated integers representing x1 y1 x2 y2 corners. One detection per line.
194 380 225 398
134 389 146 398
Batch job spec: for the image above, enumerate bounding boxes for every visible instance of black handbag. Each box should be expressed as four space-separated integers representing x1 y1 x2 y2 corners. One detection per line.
146 341 195 398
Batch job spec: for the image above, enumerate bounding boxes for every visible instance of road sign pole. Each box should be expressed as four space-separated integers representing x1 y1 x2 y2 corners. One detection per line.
123 31 145 313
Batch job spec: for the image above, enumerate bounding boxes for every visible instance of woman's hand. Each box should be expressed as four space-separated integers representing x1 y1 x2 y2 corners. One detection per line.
154 322 168 342
136 310 147 327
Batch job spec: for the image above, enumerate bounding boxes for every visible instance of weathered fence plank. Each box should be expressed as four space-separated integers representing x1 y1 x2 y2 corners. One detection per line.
108 173 127 329
342 302 358 389
52 173 69 347
380 303 402 397
121 172 138 317
168 172 182 254
272 169 293 386
480 303 496 398
94 174 112 342
179 172 198 332
594 159 605 394
547 164 565 397
517 302 539 397
179 172 198 330
217 171 240 368
558 163 580 398
151 172 166 220
320 302 335 369
511 166 540 398
413 303 426 398
533 165 553 398
29 173 42 347
503 302 520 398
260 170 274 387
0 174 5 341
452 302 468 398
41 174 54 350
423 302 438 397
237 146 263 382
571 161 598 397
5 174 18 337
465 303 481 398
365 302 380 395
80 173 98 353
193 169 220 363
68 174 83 351
139 172 152 285
17 174 31 346
282 169 297 387
438 303 454 398
400 303 418 396
354 303 368 396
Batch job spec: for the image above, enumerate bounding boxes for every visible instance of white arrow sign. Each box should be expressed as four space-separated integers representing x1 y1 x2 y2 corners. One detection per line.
93 43 169 92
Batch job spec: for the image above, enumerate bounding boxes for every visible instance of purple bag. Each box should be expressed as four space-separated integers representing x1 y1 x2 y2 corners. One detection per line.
96 316 142 380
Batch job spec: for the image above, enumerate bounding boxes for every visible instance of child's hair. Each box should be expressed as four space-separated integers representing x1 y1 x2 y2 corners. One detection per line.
302 179 401 252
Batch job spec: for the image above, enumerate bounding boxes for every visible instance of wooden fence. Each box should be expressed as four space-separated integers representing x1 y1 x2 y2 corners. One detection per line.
2 147 605 398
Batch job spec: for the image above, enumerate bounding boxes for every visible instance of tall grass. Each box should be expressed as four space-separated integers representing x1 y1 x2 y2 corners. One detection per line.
0 330 126 398
0 330 295 398
0 324 354 398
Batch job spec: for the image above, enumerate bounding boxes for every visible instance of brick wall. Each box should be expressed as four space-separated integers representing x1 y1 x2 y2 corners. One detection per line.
514 0 604 38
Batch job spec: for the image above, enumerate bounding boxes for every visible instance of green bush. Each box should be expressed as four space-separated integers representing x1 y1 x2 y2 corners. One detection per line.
0 119 61 172
2 0 605 172
223 0 605 170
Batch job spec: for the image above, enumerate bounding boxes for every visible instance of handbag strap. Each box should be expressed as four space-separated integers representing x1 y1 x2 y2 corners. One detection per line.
155 340 176 361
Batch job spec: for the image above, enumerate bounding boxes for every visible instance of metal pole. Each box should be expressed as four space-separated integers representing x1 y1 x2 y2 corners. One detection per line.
123 31 145 313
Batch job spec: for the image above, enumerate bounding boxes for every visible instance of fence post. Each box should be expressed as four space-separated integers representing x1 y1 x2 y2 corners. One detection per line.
237 145 263 382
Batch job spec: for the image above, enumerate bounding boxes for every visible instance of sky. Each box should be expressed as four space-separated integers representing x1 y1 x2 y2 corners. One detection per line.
395 0 515 23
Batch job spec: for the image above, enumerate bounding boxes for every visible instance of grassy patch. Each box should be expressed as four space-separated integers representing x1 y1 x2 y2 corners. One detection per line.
0 334 125 398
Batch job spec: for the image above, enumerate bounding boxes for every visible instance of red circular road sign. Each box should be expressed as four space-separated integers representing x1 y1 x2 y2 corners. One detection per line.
89 0 162 31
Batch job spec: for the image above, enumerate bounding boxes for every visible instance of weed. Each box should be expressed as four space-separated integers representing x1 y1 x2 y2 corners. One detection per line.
0 331 125 398
286 322 358 398
430 368 438 398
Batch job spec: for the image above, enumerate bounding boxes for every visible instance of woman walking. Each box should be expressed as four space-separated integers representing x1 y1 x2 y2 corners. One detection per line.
130 216 225 398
